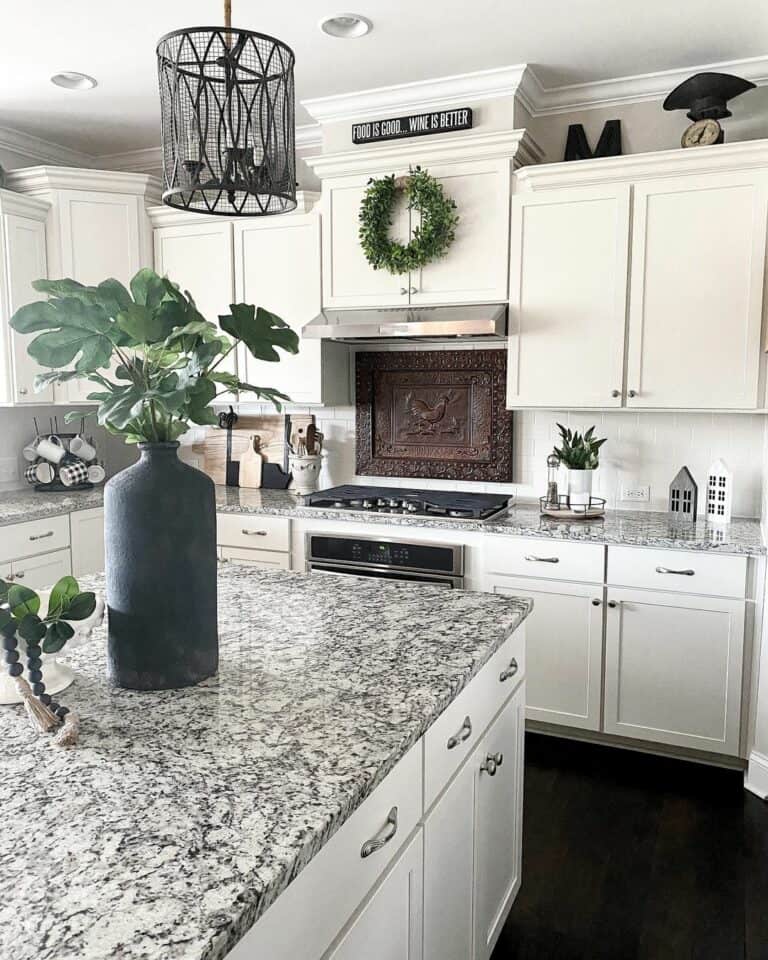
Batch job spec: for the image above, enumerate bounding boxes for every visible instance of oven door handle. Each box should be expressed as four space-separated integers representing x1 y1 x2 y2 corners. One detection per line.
308 562 463 588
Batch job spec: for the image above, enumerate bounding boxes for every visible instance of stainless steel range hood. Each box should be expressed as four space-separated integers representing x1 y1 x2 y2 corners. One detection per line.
302 303 507 342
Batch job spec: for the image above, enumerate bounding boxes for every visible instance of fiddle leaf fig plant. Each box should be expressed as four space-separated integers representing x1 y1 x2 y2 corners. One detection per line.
10 268 299 444
553 423 607 470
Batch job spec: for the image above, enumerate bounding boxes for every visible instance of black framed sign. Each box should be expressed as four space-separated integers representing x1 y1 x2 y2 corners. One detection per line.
352 107 473 145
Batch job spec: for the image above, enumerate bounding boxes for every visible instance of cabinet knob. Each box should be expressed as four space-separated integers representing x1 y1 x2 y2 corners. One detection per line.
447 715 472 750
628 389 638 398
399 287 408 295
608 600 618 608
481 752 504 777
611 389 621 398
591 598 601 606
14 571 25 580
18 387 28 396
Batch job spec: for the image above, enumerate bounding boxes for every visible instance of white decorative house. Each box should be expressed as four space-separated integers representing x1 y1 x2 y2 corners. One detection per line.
706 459 733 523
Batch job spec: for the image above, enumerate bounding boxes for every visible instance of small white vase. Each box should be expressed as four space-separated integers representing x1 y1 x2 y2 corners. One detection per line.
289 453 323 496
566 468 593 508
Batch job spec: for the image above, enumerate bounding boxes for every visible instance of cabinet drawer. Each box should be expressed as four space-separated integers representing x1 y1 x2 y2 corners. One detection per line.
484 536 604 584
216 513 290 552
0 515 71 565
607 546 747 598
6 549 72 590
221 546 291 570
227 744 422 960
424 625 525 811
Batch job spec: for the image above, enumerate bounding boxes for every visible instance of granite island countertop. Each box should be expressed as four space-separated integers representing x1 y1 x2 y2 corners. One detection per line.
0 564 532 960
1 485 763 555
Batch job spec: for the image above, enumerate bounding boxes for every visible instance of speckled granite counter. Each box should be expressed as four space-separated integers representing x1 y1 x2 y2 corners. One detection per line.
2 485 763 555
0 564 532 960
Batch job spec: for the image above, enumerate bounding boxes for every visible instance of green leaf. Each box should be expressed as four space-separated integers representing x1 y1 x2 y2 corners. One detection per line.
130 268 168 309
210 371 241 388
33 369 83 391
95 279 133 316
32 278 91 301
42 620 74 654
10 300 61 334
8 585 40 620
62 592 96 621
219 304 298 362
18 613 46 643
96 383 144 430
46 576 80 619
236 382 291 409
0 579 10 602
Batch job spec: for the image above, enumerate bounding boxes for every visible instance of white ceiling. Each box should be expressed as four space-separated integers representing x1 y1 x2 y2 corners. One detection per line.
1 0 767 157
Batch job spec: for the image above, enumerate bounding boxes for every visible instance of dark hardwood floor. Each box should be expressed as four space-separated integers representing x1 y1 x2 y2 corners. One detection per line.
493 733 768 960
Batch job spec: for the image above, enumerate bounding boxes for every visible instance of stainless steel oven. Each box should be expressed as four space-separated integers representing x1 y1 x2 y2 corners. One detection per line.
306 533 464 588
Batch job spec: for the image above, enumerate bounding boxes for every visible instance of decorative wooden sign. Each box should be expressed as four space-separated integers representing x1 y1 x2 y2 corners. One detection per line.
352 107 473 145
355 349 513 482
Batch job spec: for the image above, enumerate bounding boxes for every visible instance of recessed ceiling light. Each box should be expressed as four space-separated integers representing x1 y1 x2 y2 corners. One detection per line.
319 13 373 38
50 72 98 91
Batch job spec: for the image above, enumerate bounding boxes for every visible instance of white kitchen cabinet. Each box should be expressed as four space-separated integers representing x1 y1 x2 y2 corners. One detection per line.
70 507 105 577
0 202 53 405
234 213 349 405
474 681 525 960
507 185 630 408
326 831 423 960
6 549 72 590
626 171 768 409
423 750 475 960
486 574 603 731
604 587 745 756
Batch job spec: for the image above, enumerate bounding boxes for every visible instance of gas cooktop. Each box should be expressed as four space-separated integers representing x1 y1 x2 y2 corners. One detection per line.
305 485 512 522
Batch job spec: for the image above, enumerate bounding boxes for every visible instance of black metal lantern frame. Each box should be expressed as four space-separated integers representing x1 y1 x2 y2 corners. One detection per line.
157 24 296 216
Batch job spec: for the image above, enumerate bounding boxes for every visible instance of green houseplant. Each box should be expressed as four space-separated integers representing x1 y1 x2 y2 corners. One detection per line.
10 268 298 690
553 423 607 507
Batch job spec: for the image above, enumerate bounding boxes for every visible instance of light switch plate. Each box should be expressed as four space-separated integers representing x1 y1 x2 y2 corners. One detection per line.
0 458 19 483
621 484 650 502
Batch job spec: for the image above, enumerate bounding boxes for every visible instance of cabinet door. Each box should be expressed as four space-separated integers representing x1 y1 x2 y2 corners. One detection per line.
323 178 409 308
487 575 603 731
423 759 475 960
56 190 149 404
604 588 745 755
412 159 510 305
236 214 347 405
507 185 630 408
3 213 53 403
154 220 237 396
474 683 525 960
70 507 105 577
626 172 768 409
326 831 423 960
12 549 72 590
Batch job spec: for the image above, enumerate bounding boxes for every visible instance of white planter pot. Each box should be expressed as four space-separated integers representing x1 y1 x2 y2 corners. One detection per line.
289 453 323 496
566 468 593 507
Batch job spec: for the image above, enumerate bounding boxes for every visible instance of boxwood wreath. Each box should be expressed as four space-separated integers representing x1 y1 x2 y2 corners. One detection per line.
359 166 459 275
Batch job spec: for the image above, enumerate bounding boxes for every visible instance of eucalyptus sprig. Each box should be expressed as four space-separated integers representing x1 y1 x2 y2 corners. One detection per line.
553 423 606 470
0 576 96 656
9 268 299 444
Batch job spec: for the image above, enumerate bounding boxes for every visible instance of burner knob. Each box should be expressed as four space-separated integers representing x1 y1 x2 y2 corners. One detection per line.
333 501 345 508
377 498 388 507
405 502 418 512
388 498 401 509
362 499 374 509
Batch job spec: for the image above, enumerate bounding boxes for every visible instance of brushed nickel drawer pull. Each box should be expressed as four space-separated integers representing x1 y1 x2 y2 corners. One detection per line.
499 658 519 682
29 531 54 541
524 555 559 563
447 715 472 750
242 529 268 537
360 806 398 859
481 752 504 776
655 566 694 576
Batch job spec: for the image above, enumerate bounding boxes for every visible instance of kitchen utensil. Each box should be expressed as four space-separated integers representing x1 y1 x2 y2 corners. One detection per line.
306 421 317 454
36 435 65 464
87 463 106 484
218 405 241 486
262 463 292 489
238 436 263 489
59 460 90 487
191 431 252 486
70 435 96 462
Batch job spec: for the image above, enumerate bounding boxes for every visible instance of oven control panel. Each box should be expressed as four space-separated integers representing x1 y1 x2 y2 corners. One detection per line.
309 535 461 575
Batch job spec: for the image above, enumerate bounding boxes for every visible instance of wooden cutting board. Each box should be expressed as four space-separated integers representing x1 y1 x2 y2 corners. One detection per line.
191 414 298 486
238 437 263 489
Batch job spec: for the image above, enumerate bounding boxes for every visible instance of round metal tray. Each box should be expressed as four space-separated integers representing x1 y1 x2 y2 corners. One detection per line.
539 495 606 520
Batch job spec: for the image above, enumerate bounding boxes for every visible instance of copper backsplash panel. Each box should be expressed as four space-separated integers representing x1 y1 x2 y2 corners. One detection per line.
355 349 513 481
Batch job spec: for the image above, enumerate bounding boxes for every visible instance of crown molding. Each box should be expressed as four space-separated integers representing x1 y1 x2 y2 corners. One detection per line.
521 54 768 117
0 187 50 220
296 123 323 151
514 137 768 191
6 165 162 202
302 65 528 124
305 128 543 180
0 124 93 169
147 190 321 227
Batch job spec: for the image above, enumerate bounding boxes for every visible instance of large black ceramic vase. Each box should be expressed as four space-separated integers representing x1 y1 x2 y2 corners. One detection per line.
105 442 218 690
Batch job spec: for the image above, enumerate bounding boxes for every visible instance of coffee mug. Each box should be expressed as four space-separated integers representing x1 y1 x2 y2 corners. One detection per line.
87 463 106 484
59 460 89 487
36 435 65 464
70 435 96 462
25 462 54 484
22 438 40 462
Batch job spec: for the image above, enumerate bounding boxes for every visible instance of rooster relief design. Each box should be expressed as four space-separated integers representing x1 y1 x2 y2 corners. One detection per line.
401 389 463 437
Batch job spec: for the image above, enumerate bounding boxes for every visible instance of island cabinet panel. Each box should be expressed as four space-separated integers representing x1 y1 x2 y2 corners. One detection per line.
486 574 603 731
326 831 423 960
6 548 71 590
227 743 422 960
626 172 768 410
474 682 526 960
604 587 745 756
507 185 630 409
69 507 104 577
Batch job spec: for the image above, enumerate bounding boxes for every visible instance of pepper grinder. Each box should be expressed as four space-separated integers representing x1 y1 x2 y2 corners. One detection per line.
546 454 560 507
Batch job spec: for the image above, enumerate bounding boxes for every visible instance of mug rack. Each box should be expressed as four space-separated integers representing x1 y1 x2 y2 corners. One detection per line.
27 432 99 493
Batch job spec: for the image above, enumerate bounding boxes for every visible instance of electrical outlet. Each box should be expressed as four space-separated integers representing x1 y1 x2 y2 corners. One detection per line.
0 458 19 483
621 484 650 503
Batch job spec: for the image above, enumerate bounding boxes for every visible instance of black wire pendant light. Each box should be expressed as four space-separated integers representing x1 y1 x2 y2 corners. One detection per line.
156 0 296 216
